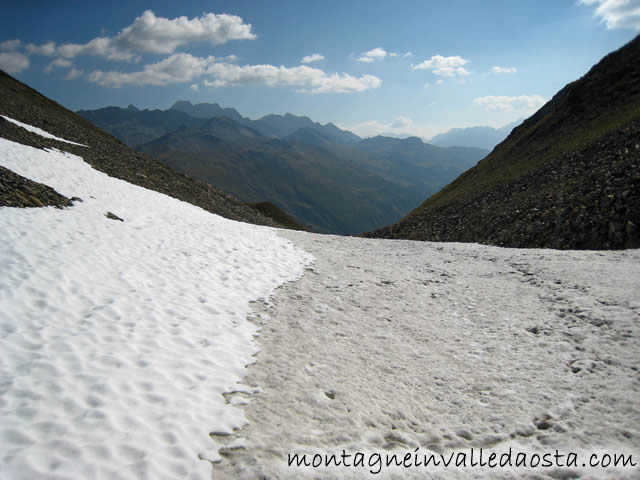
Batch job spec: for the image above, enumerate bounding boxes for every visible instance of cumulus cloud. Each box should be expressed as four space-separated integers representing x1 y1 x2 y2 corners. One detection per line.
45 58 72 72
88 53 213 87
0 52 30 73
0 39 21 51
190 83 199 91
403 51 413 58
357 47 387 63
301 53 324 64
25 10 256 62
578 0 640 30
26 41 57 56
88 53 381 93
203 63 381 93
491 65 517 74
390 116 414 129
411 55 470 76
66 68 83 80
473 95 546 112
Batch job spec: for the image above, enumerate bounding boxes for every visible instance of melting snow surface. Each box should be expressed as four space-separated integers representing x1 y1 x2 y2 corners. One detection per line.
0 133 311 479
1 115 88 147
212 231 640 479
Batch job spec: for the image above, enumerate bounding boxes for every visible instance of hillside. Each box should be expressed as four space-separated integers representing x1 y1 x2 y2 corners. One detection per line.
0 70 283 228
170 100 250 125
367 35 640 249
136 122 421 235
77 105 207 147
78 103 487 235
351 135 486 191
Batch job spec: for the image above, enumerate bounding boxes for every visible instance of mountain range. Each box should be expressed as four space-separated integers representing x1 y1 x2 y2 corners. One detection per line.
78 102 487 234
428 120 523 150
367 34 640 249
0 70 289 229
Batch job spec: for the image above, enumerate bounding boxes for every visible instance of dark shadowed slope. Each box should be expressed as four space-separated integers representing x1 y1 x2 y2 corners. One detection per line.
247 202 308 232
76 106 207 147
137 122 420 235
367 35 640 249
0 70 285 228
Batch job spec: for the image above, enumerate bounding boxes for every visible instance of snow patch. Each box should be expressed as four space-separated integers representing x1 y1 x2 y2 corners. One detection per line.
1 115 88 147
0 137 312 479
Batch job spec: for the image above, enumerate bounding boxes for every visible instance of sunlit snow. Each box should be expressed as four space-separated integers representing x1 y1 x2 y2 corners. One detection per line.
1 116 639 480
0 129 311 479
1 115 88 147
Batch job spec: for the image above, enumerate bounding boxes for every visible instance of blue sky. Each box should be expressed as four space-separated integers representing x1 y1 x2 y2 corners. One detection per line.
1 0 638 139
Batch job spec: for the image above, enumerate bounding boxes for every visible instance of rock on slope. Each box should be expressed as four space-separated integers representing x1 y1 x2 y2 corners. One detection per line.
0 70 283 228
367 35 640 249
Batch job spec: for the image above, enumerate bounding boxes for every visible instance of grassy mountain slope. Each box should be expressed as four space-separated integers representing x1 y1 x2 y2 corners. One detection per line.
366 35 640 249
0 70 284 229
331 136 487 201
75 101 486 235
247 202 308 231
77 106 207 147
170 100 250 125
137 124 419 235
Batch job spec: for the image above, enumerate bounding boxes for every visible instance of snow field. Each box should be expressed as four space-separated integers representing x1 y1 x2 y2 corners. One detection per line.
1 115 88 147
0 130 312 479
214 231 640 479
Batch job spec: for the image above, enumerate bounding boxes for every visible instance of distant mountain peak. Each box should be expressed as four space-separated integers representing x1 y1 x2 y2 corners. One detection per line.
170 100 194 109
429 119 524 150
126 104 139 112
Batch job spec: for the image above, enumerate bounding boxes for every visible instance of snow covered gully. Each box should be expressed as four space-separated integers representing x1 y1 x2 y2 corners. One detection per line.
1 118 639 479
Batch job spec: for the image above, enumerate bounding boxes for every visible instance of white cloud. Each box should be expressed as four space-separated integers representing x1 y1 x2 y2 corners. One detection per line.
0 39 21 51
357 47 387 63
24 10 256 62
388 51 413 58
190 83 199 91
88 53 214 87
473 95 546 112
111 10 255 53
411 55 470 76
203 63 382 93
88 53 382 93
26 41 57 56
578 0 640 30
65 68 83 80
45 58 72 72
301 53 324 64
491 65 517 74
338 116 448 140
424 82 430 88
0 52 30 73
390 116 413 129
436 79 444 85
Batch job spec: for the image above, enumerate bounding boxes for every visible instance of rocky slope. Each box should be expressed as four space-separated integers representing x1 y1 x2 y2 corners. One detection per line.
0 165 72 208
367 35 640 249
0 70 283 228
